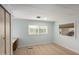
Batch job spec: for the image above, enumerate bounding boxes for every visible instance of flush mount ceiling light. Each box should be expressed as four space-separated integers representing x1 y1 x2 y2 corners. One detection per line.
36 16 41 19
36 16 47 20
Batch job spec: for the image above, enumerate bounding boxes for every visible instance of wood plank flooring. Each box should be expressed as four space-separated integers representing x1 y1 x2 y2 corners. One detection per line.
14 43 79 55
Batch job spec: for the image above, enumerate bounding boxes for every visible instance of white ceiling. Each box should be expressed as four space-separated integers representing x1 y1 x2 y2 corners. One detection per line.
9 4 79 21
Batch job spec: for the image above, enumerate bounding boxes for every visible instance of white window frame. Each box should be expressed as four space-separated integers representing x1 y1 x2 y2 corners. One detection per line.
28 25 39 35
28 25 48 35
39 26 48 34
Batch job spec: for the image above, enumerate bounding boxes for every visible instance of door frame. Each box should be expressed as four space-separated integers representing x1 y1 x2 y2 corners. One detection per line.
0 4 11 55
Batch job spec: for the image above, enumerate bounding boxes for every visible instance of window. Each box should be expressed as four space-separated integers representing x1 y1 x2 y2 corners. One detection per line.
39 26 48 34
59 23 74 36
28 25 39 35
28 25 48 35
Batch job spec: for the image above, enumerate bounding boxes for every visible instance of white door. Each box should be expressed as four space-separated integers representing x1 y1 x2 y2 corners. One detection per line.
0 6 6 55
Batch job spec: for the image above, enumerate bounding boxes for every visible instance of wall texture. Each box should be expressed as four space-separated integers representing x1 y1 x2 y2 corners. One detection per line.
54 17 79 53
11 19 55 48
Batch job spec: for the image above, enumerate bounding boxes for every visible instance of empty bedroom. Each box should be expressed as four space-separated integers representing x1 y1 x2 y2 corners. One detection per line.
0 4 79 55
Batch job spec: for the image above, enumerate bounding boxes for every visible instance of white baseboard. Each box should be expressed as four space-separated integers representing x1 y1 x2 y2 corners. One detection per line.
54 42 79 54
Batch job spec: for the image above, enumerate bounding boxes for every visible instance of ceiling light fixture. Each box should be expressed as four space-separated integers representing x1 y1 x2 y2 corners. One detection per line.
36 16 41 19
36 16 47 20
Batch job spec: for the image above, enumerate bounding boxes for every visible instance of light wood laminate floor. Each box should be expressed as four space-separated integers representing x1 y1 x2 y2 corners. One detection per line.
14 43 79 55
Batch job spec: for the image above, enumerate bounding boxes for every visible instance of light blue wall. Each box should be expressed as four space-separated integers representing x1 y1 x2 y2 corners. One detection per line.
11 19 55 48
54 18 79 53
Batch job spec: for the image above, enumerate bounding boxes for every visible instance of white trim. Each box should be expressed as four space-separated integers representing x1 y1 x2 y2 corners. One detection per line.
54 42 79 54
